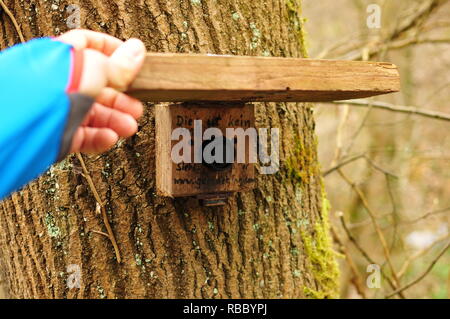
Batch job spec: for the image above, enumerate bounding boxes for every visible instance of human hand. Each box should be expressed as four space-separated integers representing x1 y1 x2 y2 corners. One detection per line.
57 29 146 154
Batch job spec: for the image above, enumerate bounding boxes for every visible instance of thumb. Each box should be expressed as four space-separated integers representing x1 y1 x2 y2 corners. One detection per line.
107 38 146 91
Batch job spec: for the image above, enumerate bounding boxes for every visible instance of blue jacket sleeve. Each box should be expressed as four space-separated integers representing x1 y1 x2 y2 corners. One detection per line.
0 38 94 200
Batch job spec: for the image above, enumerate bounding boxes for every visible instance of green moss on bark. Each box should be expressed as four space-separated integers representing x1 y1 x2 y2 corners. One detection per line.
301 195 340 299
283 1 340 298
285 136 320 184
286 0 309 58
285 137 340 298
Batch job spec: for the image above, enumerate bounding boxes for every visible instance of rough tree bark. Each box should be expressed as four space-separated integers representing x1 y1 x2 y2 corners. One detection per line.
0 0 339 298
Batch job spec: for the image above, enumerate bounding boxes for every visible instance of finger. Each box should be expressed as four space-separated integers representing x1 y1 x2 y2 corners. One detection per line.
96 87 143 119
106 38 146 91
57 29 123 56
70 127 119 154
84 102 138 137
78 49 109 97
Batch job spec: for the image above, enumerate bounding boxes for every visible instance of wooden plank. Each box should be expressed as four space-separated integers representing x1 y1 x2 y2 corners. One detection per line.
126 53 400 102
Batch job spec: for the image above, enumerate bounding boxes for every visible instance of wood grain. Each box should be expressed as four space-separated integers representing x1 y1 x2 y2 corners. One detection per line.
127 53 400 102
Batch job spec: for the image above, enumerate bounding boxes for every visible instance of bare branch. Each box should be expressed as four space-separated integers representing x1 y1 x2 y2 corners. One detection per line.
90 230 110 239
76 153 122 263
341 0 447 60
338 212 403 297
323 153 366 177
323 153 398 178
333 100 450 122
402 207 450 225
330 224 367 298
0 0 25 43
398 234 449 278
387 37 450 51
386 240 450 298
386 0 446 42
338 169 404 296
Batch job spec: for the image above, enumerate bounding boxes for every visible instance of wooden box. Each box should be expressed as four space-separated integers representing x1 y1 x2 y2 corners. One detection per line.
155 103 256 197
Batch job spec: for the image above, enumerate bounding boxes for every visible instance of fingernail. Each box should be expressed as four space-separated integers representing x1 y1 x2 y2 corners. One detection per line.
108 38 146 90
123 38 146 60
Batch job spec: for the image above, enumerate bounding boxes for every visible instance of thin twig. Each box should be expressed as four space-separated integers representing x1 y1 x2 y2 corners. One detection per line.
338 212 402 297
346 36 450 60
90 230 110 239
385 175 399 252
398 234 449 278
323 153 366 177
389 0 445 41
330 224 367 298
323 153 398 178
329 103 350 168
76 153 121 263
386 241 450 298
387 37 450 50
0 0 25 43
402 207 450 225
327 101 404 297
316 34 361 59
338 169 404 297
348 207 449 234
365 157 398 179
333 100 450 122
342 100 374 158
346 212 392 230
343 0 446 60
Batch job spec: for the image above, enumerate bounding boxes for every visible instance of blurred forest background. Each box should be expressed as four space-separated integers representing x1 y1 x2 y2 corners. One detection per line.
303 0 449 298
0 0 448 299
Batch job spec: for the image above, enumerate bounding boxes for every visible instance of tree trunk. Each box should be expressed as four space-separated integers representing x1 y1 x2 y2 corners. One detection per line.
0 0 339 299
